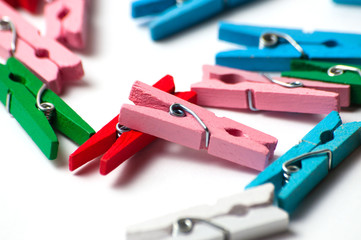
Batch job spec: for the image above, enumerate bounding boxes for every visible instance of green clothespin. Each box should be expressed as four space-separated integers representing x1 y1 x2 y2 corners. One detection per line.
282 59 361 104
0 57 95 159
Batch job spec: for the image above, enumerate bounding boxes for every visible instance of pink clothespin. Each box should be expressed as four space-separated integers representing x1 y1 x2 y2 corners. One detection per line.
45 0 87 49
0 1 84 94
191 65 350 114
119 81 278 171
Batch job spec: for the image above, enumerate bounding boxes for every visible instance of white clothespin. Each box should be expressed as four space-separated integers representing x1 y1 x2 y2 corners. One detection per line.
127 183 289 240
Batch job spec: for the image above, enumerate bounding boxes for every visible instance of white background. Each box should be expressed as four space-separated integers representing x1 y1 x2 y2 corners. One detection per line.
1 0 361 239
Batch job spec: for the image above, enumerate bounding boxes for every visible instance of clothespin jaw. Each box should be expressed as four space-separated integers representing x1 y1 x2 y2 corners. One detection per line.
119 81 277 171
191 64 350 114
0 1 84 94
282 59 361 104
127 183 289 240
69 75 197 175
0 57 94 159
334 0 361 5
45 0 87 49
3 0 40 13
216 22 361 71
132 0 257 41
247 111 361 213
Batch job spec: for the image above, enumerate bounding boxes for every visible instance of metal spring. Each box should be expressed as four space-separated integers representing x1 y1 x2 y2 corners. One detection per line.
36 85 55 122
247 90 259 112
247 74 304 112
116 123 131 138
173 217 230 240
259 32 307 58
6 91 11 114
282 149 332 183
327 65 361 77
0 16 17 55
262 73 304 88
176 0 186 6
169 103 210 148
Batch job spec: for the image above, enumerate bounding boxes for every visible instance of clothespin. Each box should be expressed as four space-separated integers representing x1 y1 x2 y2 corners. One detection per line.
0 1 84 94
334 0 361 5
118 80 278 171
44 0 87 49
126 183 289 240
191 65 350 114
282 59 361 105
216 22 361 71
247 111 361 213
2 0 40 13
0 57 94 159
131 0 257 41
69 75 197 175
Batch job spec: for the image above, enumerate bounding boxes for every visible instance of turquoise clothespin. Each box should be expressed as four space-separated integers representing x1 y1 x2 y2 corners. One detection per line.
0 57 95 160
131 0 257 40
246 111 361 213
216 22 361 71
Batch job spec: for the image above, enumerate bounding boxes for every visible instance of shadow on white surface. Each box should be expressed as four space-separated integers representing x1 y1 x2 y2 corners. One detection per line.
112 139 260 188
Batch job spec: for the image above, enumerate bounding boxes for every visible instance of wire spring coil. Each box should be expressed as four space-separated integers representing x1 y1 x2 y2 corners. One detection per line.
169 103 210 148
327 65 361 77
282 149 332 183
116 123 131 138
36 85 55 122
259 32 307 58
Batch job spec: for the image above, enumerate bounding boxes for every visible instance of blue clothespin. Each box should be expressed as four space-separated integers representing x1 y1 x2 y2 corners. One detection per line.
131 0 256 40
246 111 361 213
334 0 361 5
216 22 361 71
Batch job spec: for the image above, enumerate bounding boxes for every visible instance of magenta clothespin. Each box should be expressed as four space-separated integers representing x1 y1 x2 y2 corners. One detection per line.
0 1 84 94
45 0 87 49
119 81 278 171
191 65 350 114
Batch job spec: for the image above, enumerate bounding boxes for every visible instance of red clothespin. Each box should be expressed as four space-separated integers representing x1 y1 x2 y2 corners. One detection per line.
191 65 350 114
119 81 278 171
69 75 197 175
3 0 40 13
45 0 87 49
0 1 84 94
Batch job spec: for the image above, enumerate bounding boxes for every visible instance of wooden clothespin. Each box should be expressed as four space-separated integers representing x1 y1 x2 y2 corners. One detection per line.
69 75 197 175
216 22 361 71
3 0 87 49
333 0 361 5
247 111 361 213
3 0 40 13
131 0 257 40
282 59 361 105
191 65 350 114
118 81 278 171
0 57 94 159
0 1 84 94
127 183 289 240
44 0 87 49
